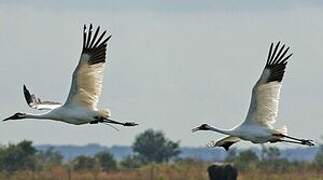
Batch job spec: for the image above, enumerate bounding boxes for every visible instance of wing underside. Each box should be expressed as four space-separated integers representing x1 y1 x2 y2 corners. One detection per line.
23 85 61 110
244 42 292 127
64 24 111 109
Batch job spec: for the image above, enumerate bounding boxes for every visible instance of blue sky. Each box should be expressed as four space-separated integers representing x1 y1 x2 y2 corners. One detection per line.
0 1 323 148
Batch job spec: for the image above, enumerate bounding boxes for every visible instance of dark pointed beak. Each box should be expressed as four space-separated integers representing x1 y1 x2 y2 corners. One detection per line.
192 126 201 133
3 115 14 122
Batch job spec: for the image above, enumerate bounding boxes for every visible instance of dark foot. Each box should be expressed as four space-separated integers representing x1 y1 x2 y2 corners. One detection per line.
123 122 138 126
301 139 315 146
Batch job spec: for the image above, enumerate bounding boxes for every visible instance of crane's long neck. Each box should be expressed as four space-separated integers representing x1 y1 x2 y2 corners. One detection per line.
23 112 54 120
208 126 234 136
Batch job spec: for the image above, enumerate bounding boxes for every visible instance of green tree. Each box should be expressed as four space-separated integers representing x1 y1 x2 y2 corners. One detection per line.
224 148 237 162
259 146 289 171
233 149 259 171
73 155 97 171
262 146 280 160
133 129 180 164
314 137 323 167
37 147 63 168
95 151 117 172
0 140 37 173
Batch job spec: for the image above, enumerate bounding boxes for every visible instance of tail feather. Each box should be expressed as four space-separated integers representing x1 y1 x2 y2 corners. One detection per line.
276 125 288 136
98 109 111 118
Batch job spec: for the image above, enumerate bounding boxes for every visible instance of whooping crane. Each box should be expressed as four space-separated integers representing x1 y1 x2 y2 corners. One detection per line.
192 42 314 150
3 24 138 127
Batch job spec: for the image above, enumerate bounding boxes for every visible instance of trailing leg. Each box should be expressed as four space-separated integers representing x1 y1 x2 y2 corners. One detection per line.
275 139 314 146
273 134 314 146
103 118 138 127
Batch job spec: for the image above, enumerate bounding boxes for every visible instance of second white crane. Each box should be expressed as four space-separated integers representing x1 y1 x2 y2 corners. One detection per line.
192 42 314 150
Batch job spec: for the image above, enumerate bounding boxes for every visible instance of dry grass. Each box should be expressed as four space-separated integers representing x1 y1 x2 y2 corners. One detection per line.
239 169 323 180
1 164 323 180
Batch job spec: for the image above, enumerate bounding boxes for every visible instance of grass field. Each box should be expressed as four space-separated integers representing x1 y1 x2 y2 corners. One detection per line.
1 163 323 180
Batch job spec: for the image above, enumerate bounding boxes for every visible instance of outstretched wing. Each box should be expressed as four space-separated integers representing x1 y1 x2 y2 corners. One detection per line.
23 85 61 110
243 42 293 127
64 24 111 109
208 136 240 151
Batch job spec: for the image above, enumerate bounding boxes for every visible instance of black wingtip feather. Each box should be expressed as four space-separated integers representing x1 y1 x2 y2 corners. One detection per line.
266 43 273 63
93 30 107 48
98 35 112 48
23 85 32 106
85 24 93 48
82 24 111 65
268 41 280 64
83 25 86 49
281 53 293 63
265 42 293 83
273 44 285 64
89 26 100 48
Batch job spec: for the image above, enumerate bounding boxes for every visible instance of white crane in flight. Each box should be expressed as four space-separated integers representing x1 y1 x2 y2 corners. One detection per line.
3 24 138 128
192 42 314 150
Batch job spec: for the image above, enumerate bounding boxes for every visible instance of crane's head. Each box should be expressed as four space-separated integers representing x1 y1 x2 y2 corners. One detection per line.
192 124 211 132
3 112 26 121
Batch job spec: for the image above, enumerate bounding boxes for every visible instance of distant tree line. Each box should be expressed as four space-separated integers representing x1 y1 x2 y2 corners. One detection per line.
224 142 323 172
0 132 323 175
0 129 180 174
